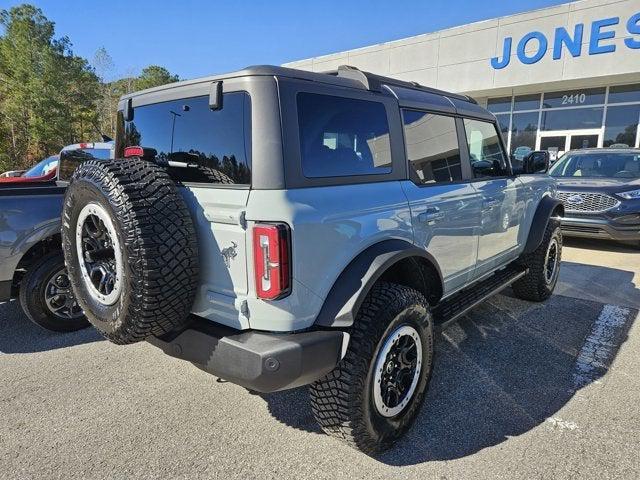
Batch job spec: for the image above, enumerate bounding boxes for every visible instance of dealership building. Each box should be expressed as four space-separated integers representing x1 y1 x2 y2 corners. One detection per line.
285 0 640 158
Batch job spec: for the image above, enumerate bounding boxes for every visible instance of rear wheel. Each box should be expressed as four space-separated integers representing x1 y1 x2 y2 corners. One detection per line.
19 252 88 332
310 282 433 454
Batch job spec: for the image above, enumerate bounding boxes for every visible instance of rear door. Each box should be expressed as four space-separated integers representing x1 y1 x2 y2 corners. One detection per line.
461 118 525 278
400 110 482 294
119 89 253 329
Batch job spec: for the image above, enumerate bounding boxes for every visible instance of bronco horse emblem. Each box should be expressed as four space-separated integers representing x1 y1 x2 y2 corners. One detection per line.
221 241 238 268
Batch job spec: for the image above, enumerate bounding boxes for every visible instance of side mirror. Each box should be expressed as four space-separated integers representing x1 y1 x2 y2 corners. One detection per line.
523 150 550 174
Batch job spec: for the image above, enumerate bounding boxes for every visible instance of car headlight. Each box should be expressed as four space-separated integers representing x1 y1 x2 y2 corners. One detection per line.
617 189 640 200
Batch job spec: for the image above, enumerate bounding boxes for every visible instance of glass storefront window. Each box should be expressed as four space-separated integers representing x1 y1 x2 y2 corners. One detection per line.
604 105 640 147
542 88 606 109
608 84 640 104
487 97 512 114
513 94 540 111
495 113 510 142
510 112 538 156
541 107 603 131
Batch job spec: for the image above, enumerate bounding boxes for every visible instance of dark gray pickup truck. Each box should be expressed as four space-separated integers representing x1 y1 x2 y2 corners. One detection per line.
0 143 113 331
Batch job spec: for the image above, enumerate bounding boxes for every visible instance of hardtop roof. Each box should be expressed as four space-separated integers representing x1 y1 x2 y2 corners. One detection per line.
120 64 478 107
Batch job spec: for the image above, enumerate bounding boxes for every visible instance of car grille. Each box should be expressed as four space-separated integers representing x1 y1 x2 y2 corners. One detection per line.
555 191 620 214
561 225 605 235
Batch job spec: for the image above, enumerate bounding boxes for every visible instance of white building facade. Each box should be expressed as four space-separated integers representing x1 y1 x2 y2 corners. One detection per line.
284 0 640 158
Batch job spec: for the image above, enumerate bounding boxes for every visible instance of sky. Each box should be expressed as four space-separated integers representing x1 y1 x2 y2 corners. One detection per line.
1 0 572 81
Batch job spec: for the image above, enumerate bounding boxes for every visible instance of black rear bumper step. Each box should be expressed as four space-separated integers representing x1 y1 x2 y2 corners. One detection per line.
148 317 345 393
433 265 527 331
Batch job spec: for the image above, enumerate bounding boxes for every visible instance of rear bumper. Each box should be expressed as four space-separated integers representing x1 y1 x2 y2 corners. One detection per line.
561 216 640 241
148 317 346 393
0 280 12 302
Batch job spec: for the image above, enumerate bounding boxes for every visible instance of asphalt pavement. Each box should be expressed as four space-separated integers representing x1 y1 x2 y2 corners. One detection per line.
1 238 639 479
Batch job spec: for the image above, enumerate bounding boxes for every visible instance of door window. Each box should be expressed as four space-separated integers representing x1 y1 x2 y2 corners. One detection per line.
297 93 392 178
463 119 508 178
402 110 462 184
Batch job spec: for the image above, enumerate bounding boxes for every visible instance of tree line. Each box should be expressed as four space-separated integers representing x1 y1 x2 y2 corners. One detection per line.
0 4 179 173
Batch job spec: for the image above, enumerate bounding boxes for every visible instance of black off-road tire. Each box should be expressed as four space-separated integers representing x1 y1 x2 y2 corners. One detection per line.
309 282 433 454
61 158 199 344
512 219 562 302
19 252 89 332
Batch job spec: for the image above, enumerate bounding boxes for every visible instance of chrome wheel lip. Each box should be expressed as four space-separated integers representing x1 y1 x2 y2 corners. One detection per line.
373 325 423 418
544 237 560 285
44 268 83 319
75 202 123 306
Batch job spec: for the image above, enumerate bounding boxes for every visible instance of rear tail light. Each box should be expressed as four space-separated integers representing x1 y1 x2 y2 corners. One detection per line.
124 146 144 158
253 223 291 300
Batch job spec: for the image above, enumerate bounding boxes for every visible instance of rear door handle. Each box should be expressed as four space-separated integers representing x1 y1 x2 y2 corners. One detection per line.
418 207 445 224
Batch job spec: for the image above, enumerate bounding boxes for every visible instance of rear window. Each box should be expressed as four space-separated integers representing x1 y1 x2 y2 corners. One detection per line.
121 92 251 185
80 148 111 160
297 93 392 178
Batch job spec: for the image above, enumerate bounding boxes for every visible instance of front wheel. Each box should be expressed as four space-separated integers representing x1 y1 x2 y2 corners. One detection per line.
309 282 433 454
19 252 89 332
512 219 562 302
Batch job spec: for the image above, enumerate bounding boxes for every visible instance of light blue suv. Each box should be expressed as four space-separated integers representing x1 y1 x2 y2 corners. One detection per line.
59 65 564 453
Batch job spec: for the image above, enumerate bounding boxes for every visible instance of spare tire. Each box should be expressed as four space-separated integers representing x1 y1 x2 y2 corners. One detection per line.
61 158 199 344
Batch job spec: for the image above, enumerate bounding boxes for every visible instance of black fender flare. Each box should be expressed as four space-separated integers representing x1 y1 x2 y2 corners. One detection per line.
314 239 443 328
523 195 564 254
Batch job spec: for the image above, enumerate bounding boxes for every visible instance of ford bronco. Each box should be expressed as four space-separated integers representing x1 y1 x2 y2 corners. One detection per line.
60 65 563 453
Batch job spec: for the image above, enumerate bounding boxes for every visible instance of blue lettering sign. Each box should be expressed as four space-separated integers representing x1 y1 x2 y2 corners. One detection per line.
626 12 640 49
491 37 512 69
553 24 583 59
491 11 639 69
589 17 619 54
517 31 548 64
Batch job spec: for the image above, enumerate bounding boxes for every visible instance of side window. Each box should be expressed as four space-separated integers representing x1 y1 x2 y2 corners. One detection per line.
297 93 392 178
402 110 462 184
463 119 508 178
123 93 251 185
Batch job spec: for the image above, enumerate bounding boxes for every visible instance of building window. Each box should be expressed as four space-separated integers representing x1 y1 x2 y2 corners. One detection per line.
604 105 640 147
297 93 392 178
513 94 540 111
486 83 640 151
510 112 538 156
487 97 512 114
402 110 462 184
542 88 606 109
541 107 604 131
495 113 510 143
608 84 640 104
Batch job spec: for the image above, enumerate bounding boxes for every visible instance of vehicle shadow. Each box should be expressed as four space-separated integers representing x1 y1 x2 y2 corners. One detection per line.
259 290 637 465
0 300 102 354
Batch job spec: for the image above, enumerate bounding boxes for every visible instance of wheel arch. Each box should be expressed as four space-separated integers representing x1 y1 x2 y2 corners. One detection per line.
523 195 564 254
314 239 443 328
12 231 62 296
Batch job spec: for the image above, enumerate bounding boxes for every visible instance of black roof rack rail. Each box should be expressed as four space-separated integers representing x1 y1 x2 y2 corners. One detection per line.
327 65 477 105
